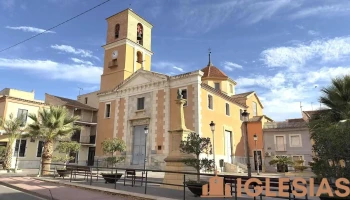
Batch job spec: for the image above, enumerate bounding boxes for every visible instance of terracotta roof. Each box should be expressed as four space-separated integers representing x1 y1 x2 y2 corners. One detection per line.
249 116 263 122
201 83 247 108
263 121 308 129
201 65 228 79
231 91 255 99
286 118 305 123
249 115 274 122
46 94 97 111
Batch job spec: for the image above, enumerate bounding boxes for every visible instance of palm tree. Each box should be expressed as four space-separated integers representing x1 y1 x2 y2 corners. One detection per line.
269 156 294 173
0 114 25 169
27 106 80 175
319 74 350 121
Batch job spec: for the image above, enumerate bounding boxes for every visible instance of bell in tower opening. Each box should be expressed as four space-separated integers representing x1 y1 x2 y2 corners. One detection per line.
137 23 143 45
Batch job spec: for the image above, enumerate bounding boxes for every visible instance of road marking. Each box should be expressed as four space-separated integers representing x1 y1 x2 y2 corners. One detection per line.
0 185 48 200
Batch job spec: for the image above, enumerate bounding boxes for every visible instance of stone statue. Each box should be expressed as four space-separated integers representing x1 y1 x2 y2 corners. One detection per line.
177 89 183 99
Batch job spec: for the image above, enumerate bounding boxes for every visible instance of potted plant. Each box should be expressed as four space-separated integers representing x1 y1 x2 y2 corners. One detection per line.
52 141 81 177
179 132 215 197
100 138 126 184
268 156 294 173
293 159 308 172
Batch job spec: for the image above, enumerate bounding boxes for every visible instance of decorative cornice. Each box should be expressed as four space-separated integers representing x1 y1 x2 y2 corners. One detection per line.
201 83 248 108
0 95 47 106
102 38 153 56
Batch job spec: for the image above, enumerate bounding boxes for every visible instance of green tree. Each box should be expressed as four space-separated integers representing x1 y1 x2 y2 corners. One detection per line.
308 112 350 180
179 132 214 183
319 74 350 121
0 114 25 169
101 138 126 173
27 106 80 175
52 141 81 169
268 156 294 172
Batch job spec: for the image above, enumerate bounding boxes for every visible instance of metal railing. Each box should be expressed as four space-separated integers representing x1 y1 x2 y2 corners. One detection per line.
39 162 313 200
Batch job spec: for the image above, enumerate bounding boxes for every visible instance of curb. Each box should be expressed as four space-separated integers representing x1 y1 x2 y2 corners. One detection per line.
0 181 55 200
35 177 177 200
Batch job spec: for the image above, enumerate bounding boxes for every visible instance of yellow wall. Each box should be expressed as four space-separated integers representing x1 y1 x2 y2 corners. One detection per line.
200 88 245 156
5 102 41 125
77 91 99 109
127 11 152 51
246 94 263 117
0 88 37 101
202 79 235 96
0 100 5 119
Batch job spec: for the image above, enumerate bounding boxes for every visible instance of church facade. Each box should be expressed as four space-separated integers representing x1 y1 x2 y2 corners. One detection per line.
87 8 268 170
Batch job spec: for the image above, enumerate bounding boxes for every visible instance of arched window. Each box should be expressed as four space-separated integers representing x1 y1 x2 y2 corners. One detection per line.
137 51 143 63
115 24 120 39
137 23 143 45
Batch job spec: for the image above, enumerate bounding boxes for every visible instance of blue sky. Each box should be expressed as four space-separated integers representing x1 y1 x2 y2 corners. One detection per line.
1 0 350 121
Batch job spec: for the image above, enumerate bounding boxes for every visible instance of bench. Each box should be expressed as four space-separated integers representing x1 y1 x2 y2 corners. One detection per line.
67 165 93 182
123 169 144 187
220 175 308 200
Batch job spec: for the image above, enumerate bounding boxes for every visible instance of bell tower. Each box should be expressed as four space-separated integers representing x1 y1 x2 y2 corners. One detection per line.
100 8 153 92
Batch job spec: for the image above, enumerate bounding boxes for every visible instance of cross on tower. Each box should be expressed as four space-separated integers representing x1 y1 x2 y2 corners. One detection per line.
208 48 213 66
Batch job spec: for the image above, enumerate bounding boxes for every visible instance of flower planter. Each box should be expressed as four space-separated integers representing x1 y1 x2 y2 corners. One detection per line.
56 169 71 177
101 173 123 184
186 181 208 197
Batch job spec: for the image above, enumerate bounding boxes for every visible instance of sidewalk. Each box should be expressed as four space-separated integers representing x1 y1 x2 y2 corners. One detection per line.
0 177 158 200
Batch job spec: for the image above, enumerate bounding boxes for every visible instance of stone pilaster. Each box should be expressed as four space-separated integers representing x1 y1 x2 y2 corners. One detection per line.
162 91 196 190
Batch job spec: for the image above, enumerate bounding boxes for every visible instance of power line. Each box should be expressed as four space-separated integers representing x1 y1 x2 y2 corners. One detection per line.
0 0 112 53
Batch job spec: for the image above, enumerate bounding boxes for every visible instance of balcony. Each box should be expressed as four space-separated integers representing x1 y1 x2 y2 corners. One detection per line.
80 135 96 145
275 144 287 151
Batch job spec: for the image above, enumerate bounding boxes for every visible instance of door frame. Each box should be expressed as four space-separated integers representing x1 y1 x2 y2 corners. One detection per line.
253 150 263 171
131 125 147 165
224 130 232 164
87 147 95 166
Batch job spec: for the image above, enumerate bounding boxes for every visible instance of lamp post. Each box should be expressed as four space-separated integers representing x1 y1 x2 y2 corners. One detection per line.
253 134 259 175
209 121 216 172
143 126 148 173
241 110 252 177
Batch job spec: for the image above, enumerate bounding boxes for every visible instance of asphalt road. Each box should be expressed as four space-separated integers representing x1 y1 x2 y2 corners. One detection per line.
0 185 45 200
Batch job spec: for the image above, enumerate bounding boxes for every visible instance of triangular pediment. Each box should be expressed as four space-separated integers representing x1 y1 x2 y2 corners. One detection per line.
114 70 168 91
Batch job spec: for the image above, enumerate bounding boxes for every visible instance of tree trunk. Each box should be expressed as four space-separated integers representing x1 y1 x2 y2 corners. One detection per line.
2 143 13 170
196 155 200 182
42 140 54 175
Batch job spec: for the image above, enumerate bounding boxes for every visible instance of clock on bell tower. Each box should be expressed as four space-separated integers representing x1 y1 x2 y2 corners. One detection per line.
100 8 153 92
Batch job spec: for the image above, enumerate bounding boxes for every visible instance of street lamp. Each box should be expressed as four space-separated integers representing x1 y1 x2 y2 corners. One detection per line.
143 126 148 173
241 110 252 177
253 134 259 175
210 121 216 172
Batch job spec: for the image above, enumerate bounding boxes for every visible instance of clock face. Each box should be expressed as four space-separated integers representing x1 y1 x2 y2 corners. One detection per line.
112 50 118 59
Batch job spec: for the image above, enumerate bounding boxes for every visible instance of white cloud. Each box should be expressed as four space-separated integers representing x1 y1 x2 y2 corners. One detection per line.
307 30 319 36
5 26 55 34
222 61 243 71
0 58 102 84
153 61 188 74
236 65 350 121
290 3 350 19
296 25 304 29
71 58 93 66
175 0 298 33
51 45 100 60
261 36 350 69
173 66 184 72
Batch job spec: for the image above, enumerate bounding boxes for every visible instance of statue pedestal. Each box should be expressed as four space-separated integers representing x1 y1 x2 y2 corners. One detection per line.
161 129 196 190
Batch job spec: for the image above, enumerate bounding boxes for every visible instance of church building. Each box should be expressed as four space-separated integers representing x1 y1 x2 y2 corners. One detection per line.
81 8 269 171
